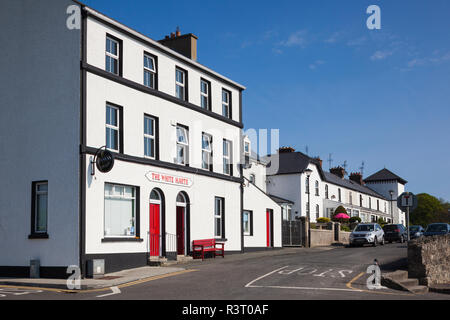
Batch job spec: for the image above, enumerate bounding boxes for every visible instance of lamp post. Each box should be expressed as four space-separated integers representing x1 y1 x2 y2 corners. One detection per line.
389 190 394 223
304 168 313 247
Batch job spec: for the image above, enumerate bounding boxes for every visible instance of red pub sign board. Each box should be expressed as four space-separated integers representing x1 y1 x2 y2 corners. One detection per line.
145 171 193 187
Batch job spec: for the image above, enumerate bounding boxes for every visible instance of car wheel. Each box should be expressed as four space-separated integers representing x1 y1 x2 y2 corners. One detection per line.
373 237 377 247
400 236 404 243
380 237 385 245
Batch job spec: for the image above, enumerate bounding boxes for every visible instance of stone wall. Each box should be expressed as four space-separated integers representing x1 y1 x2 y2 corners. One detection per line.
310 229 334 247
408 234 450 286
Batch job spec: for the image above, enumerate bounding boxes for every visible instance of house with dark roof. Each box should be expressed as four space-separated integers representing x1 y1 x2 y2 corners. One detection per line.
265 148 407 225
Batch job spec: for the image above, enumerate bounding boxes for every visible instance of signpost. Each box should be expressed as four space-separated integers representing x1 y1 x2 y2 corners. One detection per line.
397 192 418 241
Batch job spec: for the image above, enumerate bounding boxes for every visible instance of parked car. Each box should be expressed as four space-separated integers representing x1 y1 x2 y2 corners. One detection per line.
349 223 384 247
383 224 408 243
424 223 450 237
409 225 425 239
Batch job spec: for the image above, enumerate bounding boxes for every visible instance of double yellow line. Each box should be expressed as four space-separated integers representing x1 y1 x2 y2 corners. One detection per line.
346 272 412 296
0 269 197 294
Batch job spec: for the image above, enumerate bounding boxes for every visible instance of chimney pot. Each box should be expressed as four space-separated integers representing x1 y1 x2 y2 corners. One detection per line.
330 166 345 179
278 147 296 154
170 32 175 39
349 172 364 185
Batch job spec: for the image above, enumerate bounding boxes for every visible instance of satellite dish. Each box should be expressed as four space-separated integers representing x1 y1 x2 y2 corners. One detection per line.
91 147 114 175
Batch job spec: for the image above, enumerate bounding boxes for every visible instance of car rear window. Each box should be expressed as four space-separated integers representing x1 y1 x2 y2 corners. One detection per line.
426 224 447 232
383 225 398 231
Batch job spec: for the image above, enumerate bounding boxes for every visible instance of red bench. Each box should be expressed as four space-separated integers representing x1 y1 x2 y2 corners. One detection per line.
192 239 225 260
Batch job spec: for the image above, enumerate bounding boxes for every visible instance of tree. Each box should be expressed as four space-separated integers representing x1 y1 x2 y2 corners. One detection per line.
410 193 444 226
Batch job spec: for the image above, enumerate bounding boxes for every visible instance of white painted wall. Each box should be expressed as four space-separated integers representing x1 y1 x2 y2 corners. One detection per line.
0 0 81 267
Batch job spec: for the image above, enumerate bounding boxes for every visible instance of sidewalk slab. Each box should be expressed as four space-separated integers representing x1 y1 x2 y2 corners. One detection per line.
0 266 185 291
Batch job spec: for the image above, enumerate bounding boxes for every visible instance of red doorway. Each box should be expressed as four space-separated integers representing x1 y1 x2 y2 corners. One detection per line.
266 209 274 247
176 206 185 255
149 203 160 257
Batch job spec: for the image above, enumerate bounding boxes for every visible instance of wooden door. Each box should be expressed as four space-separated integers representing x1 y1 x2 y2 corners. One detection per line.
149 203 160 256
176 206 185 255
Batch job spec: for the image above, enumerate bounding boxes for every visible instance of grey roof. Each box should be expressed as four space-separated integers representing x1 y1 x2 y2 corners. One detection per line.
323 172 386 200
268 194 294 205
364 168 407 185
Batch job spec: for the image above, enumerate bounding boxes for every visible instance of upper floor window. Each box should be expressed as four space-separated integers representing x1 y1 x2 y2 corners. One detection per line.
223 139 232 175
31 181 48 235
144 115 156 159
144 53 156 89
360 195 363 207
377 199 380 211
349 191 353 204
369 197 372 209
315 181 319 196
222 89 231 118
200 79 211 110
249 174 256 184
175 68 187 101
338 188 342 202
176 125 189 165
201 133 213 171
106 104 120 152
325 184 329 199
106 36 120 75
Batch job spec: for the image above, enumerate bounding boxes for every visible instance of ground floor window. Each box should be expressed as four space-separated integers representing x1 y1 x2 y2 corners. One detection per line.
214 197 225 238
243 210 253 236
31 181 48 235
104 183 138 237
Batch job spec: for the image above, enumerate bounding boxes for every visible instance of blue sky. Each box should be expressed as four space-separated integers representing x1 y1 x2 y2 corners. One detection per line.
82 0 450 201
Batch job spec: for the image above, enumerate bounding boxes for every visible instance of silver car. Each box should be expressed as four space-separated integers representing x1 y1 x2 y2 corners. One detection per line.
349 223 385 247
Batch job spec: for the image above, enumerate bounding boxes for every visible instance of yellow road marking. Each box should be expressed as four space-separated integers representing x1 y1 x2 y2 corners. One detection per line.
0 269 197 294
346 272 412 296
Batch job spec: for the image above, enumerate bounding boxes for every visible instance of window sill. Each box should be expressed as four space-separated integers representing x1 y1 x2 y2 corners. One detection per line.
214 238 227 242
101 237 144 242
28 233 49 239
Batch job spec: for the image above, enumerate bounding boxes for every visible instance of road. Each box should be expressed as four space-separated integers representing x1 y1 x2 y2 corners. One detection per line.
1 243 449 301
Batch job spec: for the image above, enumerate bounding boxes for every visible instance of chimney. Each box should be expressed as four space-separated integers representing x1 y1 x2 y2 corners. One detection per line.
349 172 364 185
313 157 323 168
159 28 198 61
330 166 345 179
278 147 296 154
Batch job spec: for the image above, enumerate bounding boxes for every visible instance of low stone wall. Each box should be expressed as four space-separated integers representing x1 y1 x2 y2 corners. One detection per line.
408 234 450 286
339 231 351 245
310 229 334 247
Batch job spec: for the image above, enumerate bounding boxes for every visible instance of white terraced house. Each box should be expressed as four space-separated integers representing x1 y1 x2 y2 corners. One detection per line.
266 148 407 225
0 0 282 278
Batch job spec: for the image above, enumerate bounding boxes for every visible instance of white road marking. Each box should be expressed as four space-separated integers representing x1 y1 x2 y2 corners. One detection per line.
96 286 121 298
245 266 289 288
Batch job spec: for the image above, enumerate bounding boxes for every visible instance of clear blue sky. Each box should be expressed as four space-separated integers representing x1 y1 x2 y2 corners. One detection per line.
82 0 450 201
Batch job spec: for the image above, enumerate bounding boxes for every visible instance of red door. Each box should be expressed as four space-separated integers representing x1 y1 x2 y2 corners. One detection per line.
176 207 185 255
266 210 273 247
149 203 160 256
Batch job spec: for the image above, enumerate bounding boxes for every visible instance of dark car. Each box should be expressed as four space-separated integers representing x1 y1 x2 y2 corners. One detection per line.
409 225 425 239
383 224 408 243
424 223 450 237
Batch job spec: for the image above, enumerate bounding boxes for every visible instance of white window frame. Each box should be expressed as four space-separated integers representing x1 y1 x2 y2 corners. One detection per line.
106 104 119 152
214 197 224 238
176 125 189 165
223 139 232 175
222 89 230 118
104 183 136 238
175 68 186 100
201 133 212 170
200 79 209 109
144 115 155 159
315 180 319 196
34 182 48 233
106 36 119 75
144 54 156 89
249 174 256 184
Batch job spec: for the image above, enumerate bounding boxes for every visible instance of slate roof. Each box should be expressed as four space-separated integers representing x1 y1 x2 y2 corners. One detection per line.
268 194 294 205
364 168 407 185
323 172 387 199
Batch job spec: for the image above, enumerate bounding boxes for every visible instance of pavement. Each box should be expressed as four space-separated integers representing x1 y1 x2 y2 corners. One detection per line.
429 284 450 294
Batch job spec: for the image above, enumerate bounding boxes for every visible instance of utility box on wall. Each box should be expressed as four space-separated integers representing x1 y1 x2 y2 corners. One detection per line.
86 259 105 278
30 260 40 278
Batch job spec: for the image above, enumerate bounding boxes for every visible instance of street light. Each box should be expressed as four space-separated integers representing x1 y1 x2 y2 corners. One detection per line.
389 190 394 223
304 168 313 247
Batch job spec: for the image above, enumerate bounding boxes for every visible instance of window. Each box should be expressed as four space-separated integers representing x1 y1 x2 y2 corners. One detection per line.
175 68 187 101
338 188 342 202
106 35 120 75
369 197 372 209
201 133 213 171
325 184 329 199
144 53 156 89
360 195 363 207
30 181 48 236
200 79 211 110
244 141 250 167
104 183 138 237
222 89 231 118
305 177 310 194
176 125 189 165
249 174 256 184
144 115 156 159
349 191 353 204
377 200 380 211
214 197 225 238
315 181 319 196
243 210 253 236
223 140 232 175
106 104 121 152
384 202 387 213
316 204 320 220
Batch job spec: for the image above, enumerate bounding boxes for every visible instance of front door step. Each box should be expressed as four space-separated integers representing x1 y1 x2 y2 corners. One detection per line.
382 270 429 294
147 256 167 266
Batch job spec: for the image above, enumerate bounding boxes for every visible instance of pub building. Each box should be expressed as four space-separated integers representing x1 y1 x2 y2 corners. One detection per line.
0 0 281 278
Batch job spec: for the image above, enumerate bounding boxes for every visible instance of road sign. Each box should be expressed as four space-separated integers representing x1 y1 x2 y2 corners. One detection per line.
397 192 418 212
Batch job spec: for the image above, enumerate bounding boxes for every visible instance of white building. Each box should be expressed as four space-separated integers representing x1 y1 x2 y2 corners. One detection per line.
0 0 259 278
266 148 407 225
